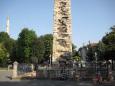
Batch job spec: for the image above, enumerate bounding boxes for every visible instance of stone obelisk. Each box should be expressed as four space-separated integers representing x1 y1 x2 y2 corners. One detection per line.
6 16 10 34
52 0 72 63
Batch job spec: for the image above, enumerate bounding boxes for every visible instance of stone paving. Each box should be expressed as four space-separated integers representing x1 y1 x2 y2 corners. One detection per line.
0 80 93 86
0 70 114 86
0 80 115 86
0 70 12 81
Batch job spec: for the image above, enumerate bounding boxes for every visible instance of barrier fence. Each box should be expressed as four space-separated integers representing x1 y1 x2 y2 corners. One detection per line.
14 61 114 81
17 63 33 77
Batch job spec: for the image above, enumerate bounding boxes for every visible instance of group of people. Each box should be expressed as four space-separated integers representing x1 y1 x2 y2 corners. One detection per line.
93 71 114 84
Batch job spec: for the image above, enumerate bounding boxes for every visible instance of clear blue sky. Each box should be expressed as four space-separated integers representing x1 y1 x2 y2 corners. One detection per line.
0 0 115 48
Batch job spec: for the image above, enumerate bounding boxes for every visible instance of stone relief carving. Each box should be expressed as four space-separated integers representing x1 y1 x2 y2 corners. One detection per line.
57 17 68 33
58 33 69 38
57 39 67 47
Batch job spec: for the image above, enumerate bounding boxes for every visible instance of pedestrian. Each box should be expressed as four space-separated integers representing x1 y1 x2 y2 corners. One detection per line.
95 73 102 84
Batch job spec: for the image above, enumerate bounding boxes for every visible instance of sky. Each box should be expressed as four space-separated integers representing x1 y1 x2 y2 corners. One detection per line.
0 0 115 48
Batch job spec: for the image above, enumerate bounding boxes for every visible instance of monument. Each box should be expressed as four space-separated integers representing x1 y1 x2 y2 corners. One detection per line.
52 0 72 63
6 16 10 34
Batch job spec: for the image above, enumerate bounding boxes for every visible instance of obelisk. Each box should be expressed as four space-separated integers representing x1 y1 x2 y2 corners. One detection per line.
6 16 10 34
52 0 72 63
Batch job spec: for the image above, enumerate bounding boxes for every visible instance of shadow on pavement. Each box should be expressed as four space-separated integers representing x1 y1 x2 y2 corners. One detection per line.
0 79 114 86
0 80 94 86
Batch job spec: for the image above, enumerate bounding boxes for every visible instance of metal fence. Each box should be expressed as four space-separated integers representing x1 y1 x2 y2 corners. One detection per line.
17 63 32 76
36 68 75 80
35 62 111 80
16 61 114 80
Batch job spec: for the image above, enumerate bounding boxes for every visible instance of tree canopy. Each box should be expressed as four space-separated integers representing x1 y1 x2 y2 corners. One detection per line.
0 32 10 43
0 28 77 65
41 34 53 62
85 26 115 61
0 43 8 66
102 26 115 60
31 37 45 63
17 28 37 63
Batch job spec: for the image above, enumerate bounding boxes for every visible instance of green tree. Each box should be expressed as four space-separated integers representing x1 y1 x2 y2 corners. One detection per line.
42 34 53 62
96 41 105 60
0 43 8 66
72 44 80 61
0 32 10 43
72 44 77 56
31 38 45 63
4 38 16 53
86 43 98 62
0 32 15 64
4 38 16 64
111 25 115 32
10 41 18 63
102 26 115 60
17 28 37 63
101 26 115 70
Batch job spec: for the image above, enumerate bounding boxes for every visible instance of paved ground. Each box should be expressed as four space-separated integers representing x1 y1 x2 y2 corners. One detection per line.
0 70 12 81
0 70 114 86
0 80 93 86
0 80 115 86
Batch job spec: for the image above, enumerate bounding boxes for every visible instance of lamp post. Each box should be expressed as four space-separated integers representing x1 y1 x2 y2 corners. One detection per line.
95 52 97 63
95 52 97 73
49 54 52 66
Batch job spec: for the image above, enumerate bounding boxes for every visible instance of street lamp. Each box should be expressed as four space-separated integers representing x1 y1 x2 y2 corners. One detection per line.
49 54 52 66
95 52 98 73
95 52 97 63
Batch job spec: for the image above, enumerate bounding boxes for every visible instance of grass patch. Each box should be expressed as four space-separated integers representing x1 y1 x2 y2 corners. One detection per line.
0 67 8 70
